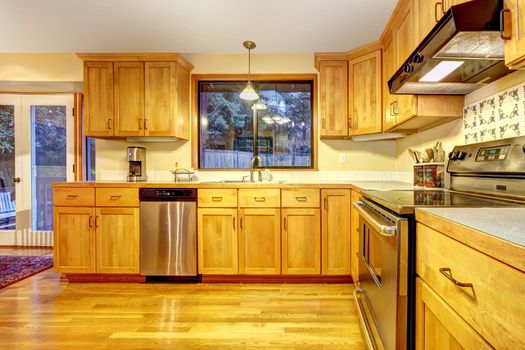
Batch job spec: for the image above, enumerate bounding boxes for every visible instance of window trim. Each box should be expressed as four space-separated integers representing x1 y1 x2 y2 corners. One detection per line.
191 74 318 170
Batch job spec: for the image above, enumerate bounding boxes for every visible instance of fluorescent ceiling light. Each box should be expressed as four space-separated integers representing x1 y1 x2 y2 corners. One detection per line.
419 61 464 82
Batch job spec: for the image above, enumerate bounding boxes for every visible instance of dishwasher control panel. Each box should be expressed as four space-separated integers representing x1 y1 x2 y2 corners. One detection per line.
139 188 196 201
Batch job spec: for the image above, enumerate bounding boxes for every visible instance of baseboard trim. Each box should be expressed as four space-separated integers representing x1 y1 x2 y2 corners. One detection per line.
64 274 145 283
201 275 354 283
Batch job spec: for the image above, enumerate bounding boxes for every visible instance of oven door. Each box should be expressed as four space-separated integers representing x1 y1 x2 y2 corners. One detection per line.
353 199 408 350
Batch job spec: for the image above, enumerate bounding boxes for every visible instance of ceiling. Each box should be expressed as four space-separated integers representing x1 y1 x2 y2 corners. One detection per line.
0 0 397 53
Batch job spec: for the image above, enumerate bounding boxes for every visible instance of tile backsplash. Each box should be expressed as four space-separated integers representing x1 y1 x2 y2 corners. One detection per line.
464 82 525 144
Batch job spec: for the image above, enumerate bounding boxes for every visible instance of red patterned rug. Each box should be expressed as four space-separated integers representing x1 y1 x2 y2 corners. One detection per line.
0 256 54 289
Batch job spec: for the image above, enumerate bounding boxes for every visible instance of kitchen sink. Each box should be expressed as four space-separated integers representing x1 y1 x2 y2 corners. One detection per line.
200 180 286 184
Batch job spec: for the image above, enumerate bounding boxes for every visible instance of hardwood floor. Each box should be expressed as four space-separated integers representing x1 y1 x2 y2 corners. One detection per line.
0 269 365 349
0 246 53 256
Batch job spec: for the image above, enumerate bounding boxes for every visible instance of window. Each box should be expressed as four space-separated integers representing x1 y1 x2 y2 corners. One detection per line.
198 79 314 169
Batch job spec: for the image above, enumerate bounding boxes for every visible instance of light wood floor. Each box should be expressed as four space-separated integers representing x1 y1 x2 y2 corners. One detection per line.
0 269 365 350
0 246 53 256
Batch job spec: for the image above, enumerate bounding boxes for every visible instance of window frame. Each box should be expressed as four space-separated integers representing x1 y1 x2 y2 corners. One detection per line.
192 74 318 171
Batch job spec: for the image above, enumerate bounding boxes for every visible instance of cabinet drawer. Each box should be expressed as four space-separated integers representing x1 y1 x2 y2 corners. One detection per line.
53 187 95 207
198 189 237 207
416 223 525 349
96 188 139 207
282 189 320 207
238 189 280 208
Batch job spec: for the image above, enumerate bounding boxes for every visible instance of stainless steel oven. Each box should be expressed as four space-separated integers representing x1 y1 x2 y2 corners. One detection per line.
353 198 408 350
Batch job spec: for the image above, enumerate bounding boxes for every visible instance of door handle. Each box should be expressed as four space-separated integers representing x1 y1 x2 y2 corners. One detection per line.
353 201 397 236
88 216 94 229
354 288 382 350
66 194 78 199
144 118 148 130
322 118 326 129
12 177 21 184
284 217 287 231
233 217 236 230
240 216 243 231
295 196 307 202
110 195 122 200
107 118 112 130
500 8 512 40
324 198 328 211
439 268 473 288
211 196 222 202
95 216 100 228
393 101 399 115
254 197 266 202
138 118 143 130
435 1 443 22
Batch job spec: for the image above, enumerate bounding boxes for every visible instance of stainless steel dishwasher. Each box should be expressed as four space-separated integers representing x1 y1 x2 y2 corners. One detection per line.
139 188 197 276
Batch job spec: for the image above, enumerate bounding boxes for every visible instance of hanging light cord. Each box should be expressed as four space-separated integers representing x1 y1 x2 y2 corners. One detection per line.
248 47 252 83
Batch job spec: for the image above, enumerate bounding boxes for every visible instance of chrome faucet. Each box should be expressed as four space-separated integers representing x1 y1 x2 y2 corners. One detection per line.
250 156 262 182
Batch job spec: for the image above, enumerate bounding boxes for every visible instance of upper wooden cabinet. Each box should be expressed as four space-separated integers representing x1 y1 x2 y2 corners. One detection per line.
503 0 525 69
414 0 472 43
318 60 349 138
79 53 194 139
349 48 383 135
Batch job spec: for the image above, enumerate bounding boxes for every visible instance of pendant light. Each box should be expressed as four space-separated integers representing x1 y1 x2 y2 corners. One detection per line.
240 40 259 101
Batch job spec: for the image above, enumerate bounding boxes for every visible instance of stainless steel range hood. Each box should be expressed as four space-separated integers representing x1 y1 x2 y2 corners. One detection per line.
389 0 511 95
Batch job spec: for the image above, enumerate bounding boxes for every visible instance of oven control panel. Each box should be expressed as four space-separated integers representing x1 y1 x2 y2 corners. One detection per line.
475 145 510 162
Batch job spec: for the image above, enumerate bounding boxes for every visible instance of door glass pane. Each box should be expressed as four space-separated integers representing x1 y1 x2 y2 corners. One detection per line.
0 105 16 230
31 106 67 231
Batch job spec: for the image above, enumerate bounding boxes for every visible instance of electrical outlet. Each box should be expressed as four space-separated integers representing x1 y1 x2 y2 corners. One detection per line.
339 153 346 164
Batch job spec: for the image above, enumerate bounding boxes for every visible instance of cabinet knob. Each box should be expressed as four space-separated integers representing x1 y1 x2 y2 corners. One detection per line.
12 177 21 184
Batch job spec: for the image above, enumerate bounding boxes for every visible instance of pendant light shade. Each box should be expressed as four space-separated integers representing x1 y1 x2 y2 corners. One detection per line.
240 40 259 101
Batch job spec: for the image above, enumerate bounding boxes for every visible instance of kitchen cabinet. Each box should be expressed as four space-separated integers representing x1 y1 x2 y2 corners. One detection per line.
53 207 96 273
197 208 238 274
84 62 114 137
349 49 383 135
415 278 491 350
79 53 193 139
239 208 281 275
95 207 140 274
414 0 472 43
383 34 398 131
350 190 361 283
503 0 525 69
321 189 351 275
282 208 321 275
318 60 349 138
114 62 145 137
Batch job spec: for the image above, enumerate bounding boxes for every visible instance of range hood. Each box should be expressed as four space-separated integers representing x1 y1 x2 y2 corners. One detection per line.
389 0 511 95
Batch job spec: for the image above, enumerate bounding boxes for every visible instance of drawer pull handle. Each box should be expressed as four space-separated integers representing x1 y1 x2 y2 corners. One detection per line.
439 268 473 288
254 197 266 202
88 216 94 229
211 196 222 202
66 194 78 199
95 216 100 229
110 195 122 200
295 196 307 202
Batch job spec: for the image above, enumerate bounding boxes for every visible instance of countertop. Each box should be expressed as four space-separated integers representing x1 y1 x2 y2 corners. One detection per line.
52 180 414 192
416 207 525 273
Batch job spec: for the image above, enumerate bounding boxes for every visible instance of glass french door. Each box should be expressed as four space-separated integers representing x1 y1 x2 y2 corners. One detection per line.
0 94 74 245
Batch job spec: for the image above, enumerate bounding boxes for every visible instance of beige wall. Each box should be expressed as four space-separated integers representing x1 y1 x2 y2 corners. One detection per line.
0 53 82 81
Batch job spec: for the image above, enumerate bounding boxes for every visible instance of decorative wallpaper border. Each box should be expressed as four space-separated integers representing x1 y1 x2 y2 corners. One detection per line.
463 82 525 144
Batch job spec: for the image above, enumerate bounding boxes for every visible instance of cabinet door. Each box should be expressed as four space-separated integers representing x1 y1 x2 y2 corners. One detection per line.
114 62 145 136
383 35 398 132
321 189 351 275
54 207 95 273
350 190 361 283
414 0 440 43
349 49 382 135
395 5 418 125
239 208 280 274
282 208 320 275
84 62 114 137
95 207 140 274
175 64 191 140
197 208 238 274
504 0 525 69
416 278 492 350
319 60 349 138
145 62 176 137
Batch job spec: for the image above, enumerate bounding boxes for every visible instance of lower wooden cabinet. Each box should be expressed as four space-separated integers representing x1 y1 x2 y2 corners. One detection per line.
239 208 281 275
416 278 491 350
282 208 321 275
321 189 351 275
350 190 361 283
95 207 140 274
197 208 238 274
54 207 96 273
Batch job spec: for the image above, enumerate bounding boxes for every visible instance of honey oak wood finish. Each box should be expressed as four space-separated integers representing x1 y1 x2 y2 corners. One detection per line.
198 188 238 207
0 270 365 350
95 187 139 207
114 62 145 136
53 207 96 273
238 208 281 275
349 49 383 135
415 278 492 350
197 208 238 274
504 0 525 69
382 33 398 132
144 62 176 137
281 208 321 275
53 187 95 207
84 61 114 137
318 60 349 138
95 207 140 274
321 189 351 275
417 223 525 349
350 190 361 283
281 188 320 208
175 63 191 139
238 188 281 208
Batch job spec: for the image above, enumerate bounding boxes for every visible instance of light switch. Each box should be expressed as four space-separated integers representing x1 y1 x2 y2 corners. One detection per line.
339 153 346 164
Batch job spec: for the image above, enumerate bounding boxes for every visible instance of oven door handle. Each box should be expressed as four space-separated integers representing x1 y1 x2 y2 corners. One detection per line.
353 201 397 236
354 288 381 350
